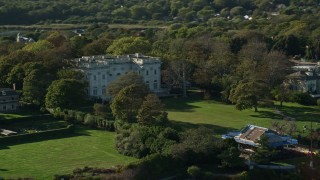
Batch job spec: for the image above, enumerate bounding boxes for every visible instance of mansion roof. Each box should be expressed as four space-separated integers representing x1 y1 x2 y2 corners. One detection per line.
73 53 161 69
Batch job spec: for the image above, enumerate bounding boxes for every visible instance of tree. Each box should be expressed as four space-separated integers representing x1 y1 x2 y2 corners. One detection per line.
250 135 279 164
93 103 108 117
271 84 291 107
218 146 243 168
45 79 87 109
130 5 150 19
170 127 220 164
163 60 192 97
107 72 146 97
259 51 292 88
46 31 67 47
137 94 168 126
82 37 113 56
57 69 85 80
22 65 53 106
106 37 151 55
272 35 303 56
70 35 91 57
110 84 148 123
6 63 25 90
22 40 54 53
229 79 267 112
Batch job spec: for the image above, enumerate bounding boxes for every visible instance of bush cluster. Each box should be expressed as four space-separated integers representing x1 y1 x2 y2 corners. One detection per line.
115 125 179 158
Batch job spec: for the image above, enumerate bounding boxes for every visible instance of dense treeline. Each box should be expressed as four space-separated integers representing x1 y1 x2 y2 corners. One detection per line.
0 0 320 27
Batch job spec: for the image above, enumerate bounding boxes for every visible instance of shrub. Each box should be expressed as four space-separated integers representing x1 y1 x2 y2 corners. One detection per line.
84 114 96 127
187 165 201 178
75 111 86 124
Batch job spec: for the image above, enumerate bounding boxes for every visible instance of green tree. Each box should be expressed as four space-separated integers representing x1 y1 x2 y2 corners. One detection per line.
218 146 243 168
70 35 91 57
82 37 113 56
106 37 151 55
250 135 279 164
23 66 53 106
130 5 150 19
137 94 168 126
110 84 149 123
45 79 87 109
229 79 267 112
107 72 145 97
23 40 54 53
46 31 67 47
57 69 84 80
272 35 303 56
271 84 291 107
170 127 220 164
93 103 108 117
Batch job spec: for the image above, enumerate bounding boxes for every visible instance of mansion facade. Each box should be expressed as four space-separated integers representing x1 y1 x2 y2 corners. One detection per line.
74 53 162 100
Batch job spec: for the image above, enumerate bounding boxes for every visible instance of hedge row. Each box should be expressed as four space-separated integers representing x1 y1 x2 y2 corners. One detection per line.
0 125 73 145
51 108 115 131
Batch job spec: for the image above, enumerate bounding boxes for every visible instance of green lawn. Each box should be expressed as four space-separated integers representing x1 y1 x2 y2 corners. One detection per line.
0 127 136 179
0 109 45 119
165 93 320 136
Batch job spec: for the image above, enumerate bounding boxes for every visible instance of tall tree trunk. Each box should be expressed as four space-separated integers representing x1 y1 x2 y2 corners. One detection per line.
280 100 283 107
254 105 258 112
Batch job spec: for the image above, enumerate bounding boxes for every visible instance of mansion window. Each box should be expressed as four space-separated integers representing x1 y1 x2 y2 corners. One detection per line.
93 75 96 81
146 81 149 87
146 70 149 76
102 86 106 95
154 69 157 75
102 74 105 79
3 105 6 111
109 74 113 76
153 80 158 89
93 87 97 95
117 73 121 76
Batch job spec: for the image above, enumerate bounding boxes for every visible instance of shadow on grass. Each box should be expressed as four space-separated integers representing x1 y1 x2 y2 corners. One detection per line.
279 105 320 124
0 126 91 150
0 168 8 171
163 93 205 112
169 120 237 135
250 110 283 120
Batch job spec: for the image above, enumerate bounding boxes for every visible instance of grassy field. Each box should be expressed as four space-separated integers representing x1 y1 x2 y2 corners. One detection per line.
0 109 45 119
0 93 319 178
0 127 136 179
164 93 320 136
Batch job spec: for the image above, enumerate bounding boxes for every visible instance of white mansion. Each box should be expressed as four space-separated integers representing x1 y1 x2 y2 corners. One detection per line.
74 53 162 100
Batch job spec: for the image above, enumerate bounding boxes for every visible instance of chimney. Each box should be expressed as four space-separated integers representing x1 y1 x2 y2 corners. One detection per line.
13 83 16 91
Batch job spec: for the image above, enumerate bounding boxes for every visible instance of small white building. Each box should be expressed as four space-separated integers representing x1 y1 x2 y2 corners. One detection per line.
74 53 163 100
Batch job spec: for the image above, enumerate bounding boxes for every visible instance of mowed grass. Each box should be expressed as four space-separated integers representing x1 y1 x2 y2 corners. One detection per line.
0 127 136 179
164 93 320 135
0 109 45 119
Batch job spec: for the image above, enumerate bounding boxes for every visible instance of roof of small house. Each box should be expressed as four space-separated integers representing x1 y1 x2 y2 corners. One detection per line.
222 124 298 148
